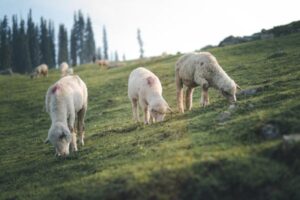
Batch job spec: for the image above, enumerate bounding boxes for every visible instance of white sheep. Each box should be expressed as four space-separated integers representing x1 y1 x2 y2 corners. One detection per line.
97 60 109 68
128 67 171 124
175 52 240 113
44 75 88 156
66 67 74 75
60 62 69 77
30 64 48 79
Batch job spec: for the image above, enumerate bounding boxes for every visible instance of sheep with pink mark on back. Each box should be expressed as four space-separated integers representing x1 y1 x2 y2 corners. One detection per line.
175 52 240 113
44 75 88 157
128 67 172 124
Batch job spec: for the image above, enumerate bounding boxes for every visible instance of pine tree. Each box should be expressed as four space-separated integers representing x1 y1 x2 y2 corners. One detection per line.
96 47 102 60
0 16 12 70
77 10 85 64
48 21 56 68
58 24 68 65
27 9 40 69
17 19 31 73
137 28 144 59
115 51 119 62
11 15 19 72
40 18 50 66
84 16 96 63
103 26 108 60
70 13 78 66
110 51 113 61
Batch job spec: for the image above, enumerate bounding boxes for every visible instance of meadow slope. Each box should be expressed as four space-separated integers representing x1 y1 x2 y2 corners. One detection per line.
0 33 300 200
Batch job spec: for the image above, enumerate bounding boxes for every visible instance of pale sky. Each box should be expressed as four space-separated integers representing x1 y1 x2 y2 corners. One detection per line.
0 0 299 60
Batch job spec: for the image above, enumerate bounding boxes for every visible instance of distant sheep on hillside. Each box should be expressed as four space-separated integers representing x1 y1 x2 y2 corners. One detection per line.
97 60 109 68
60 62 69 77
44 75 88 157
175 52 240 113
128 67 172 124
30 64 48 79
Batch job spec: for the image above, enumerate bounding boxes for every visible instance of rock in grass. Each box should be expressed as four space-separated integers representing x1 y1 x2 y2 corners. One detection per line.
228 104 237 111
267 49 287 59
261 124 280 139
238 88 258 96
218 111 231 123
248 103 254 109
282 134 300 149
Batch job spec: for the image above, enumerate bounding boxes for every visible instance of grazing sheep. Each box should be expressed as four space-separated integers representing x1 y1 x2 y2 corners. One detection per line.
97 60 109 68
175 52 240 113
30 64 48 79
44 75 88 156
60 62 69 77
128 67 171 124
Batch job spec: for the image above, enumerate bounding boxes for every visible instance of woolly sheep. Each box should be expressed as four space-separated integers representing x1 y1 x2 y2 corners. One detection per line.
30 64 48 79
60 62 69 77
128 67 171 124
175 52 240 113
44 75 88 156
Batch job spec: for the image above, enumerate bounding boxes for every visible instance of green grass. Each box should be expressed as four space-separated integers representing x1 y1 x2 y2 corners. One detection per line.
1 33 300 200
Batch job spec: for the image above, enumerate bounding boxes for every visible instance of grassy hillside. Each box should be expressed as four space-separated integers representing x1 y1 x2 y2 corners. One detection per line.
0 33 300 200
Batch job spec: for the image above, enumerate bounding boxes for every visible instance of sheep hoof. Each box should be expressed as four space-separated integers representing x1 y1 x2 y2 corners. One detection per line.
79 140 84 146
201 101 210 107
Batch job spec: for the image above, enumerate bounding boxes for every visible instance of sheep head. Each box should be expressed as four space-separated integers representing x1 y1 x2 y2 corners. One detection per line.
221 80 239 103
149 100 172 122
45 122 72 157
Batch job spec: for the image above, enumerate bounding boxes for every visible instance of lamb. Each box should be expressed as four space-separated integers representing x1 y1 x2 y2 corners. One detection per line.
60 62 69 77
128 67 171 124
30 64 48 79
44 75 88 156
175 52 240 113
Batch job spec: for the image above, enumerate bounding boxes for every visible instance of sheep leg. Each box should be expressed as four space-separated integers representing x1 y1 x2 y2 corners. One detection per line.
194 77 209 107
186 87 194 111
176 70 184 113
77 107 86 146
68 113 78 152
68 126 78 152
143 106 150 124
200 87 210 107
150 115 155 124
131 98 140 122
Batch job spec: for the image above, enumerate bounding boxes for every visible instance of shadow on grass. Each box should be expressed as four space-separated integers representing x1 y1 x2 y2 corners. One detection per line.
41 154 299 200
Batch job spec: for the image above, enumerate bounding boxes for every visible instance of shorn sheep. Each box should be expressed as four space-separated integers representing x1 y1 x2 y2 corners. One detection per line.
176 52 240 113
97 60 109 68
30 64 48 78
128 67 171 124
60 62 69 77
44 75 88 156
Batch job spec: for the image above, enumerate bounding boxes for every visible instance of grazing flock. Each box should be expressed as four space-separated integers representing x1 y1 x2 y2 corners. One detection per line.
38 52 239 157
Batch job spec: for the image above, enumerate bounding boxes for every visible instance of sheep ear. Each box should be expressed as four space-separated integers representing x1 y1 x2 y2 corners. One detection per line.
236 84 242 90
44 138 49 144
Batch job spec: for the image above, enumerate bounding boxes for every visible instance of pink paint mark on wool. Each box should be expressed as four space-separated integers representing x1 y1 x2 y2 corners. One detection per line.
146 76 155 87
52 85 60 93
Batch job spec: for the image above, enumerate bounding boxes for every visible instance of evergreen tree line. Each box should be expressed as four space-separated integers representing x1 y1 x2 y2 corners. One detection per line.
70 10 96 66
0 9 96 73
